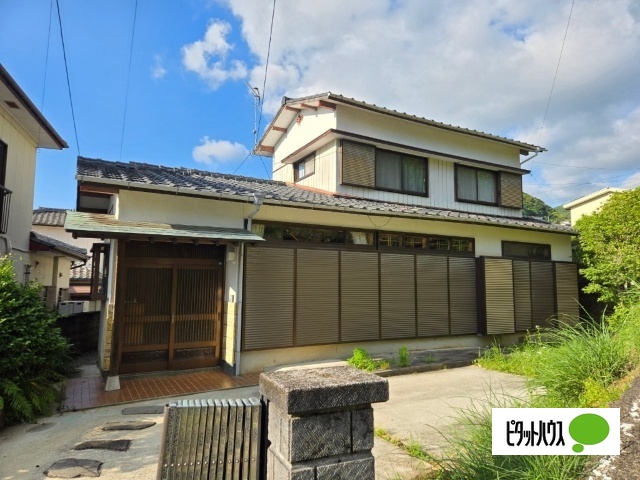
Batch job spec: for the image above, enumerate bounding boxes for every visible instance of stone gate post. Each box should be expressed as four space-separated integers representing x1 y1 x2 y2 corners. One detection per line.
259 366 389 479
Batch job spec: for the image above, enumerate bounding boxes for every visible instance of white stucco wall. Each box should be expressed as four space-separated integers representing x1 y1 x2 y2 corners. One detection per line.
0 105 39 280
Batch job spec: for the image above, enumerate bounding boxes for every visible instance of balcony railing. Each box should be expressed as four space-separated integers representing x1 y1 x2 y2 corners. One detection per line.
0 185 12 234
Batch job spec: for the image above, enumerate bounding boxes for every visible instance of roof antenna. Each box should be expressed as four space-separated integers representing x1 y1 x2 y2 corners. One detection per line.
246 82 260 146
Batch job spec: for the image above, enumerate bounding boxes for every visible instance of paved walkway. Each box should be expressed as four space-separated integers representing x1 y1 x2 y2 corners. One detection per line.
62 370 260 411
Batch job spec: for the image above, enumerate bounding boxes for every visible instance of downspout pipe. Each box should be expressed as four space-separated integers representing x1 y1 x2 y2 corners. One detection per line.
235 193 265 376
520 147 542 166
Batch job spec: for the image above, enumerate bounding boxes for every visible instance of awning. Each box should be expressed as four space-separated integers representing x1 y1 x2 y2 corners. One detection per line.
30 231 88 261
64 211 264 243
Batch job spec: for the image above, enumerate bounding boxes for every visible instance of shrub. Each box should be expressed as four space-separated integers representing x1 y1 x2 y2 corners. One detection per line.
0 256 72 423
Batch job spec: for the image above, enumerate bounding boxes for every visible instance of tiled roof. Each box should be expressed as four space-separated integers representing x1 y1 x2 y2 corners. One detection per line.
33 207 68 226
30 231 88 260
257 92 544 154
71 264 92 281
77 157 575 234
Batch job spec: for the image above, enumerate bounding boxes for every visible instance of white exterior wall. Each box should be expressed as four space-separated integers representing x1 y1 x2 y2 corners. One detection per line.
335 105 520 167
29 253 71 288
272 107 336 179
568 194 615 226
32 224 96 254
291 140 338 191
0 106 38 281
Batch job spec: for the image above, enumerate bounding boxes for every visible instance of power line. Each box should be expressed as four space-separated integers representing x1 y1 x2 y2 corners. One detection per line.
119 0 139 161
232 151 253 175
55 0 81 154
526 171 559 206
40 0 54 112
535 0 575 147
256 0 277 178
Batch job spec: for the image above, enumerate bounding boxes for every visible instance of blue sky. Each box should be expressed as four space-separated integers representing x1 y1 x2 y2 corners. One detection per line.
1 0 639 209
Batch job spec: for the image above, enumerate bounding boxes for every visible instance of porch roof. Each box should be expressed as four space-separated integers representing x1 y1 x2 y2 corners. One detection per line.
64 211 264 243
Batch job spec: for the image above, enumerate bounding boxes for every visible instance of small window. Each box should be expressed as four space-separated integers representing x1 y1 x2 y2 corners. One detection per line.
375 149 427 195
456 165 497 204
378 233 403 247
294 154 315 182
453 238 474 253
91 243 110 300
502 241 551 260
347 231 375 246
428 238 450 251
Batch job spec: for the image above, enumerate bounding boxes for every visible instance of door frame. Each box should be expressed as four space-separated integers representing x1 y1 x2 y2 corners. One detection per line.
111 240 225 375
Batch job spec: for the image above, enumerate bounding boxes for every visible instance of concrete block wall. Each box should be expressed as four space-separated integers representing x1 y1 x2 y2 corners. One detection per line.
260 366 389 479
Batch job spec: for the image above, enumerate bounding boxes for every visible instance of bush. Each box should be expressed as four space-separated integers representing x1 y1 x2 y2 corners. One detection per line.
0 256 72 423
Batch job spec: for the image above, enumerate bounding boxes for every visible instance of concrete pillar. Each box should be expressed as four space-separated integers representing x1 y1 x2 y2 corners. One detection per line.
260 366 389 479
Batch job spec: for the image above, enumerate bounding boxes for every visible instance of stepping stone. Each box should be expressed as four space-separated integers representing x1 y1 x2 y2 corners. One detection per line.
74 440 131 452
121 405 164 415
45 458 102 478
102 420 156 431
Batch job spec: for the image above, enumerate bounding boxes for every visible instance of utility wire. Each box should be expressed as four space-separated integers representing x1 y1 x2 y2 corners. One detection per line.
55 0 81 154
257 0 277 177
40 0 54 112
232 151 252 175
119 0 139 161
535 0 575 148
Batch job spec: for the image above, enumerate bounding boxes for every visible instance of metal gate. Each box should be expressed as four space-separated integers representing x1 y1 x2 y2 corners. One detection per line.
118 242 224 374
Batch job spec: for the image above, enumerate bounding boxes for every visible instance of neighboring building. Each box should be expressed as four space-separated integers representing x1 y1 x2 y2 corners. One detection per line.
66 92 579 389
563 187 625 226
0 63 86 306
33 207 101 307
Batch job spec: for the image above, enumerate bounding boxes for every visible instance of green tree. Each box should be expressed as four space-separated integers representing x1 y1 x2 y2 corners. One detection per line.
0 256 72 423
575 188 640 304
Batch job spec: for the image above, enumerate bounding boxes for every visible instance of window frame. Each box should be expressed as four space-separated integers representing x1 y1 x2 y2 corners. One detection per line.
375 148 429 196
293 153 316 182
501 241 551 261
90 243 110 300
378 231 475 256
455 164 499 206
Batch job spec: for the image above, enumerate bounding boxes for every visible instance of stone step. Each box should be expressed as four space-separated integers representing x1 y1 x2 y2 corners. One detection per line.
74 440 131 452
121 405 164 415
45 458 102 478
102 421 156 431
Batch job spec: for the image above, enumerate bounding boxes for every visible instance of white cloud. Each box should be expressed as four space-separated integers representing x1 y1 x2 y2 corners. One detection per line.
192 137 249 165
151 55 167 79
182 19 247 89
219 0 640 205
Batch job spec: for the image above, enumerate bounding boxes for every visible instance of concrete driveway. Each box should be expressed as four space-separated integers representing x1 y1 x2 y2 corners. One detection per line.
0 365 526 480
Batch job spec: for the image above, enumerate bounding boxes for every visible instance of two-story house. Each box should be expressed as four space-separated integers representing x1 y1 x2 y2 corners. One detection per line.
66 92 577 390
0 64 86 307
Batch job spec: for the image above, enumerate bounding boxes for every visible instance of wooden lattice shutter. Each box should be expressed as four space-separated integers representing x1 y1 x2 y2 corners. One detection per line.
340 140 375 188
513 260 533 331
449 257 477 335
380 253 416 339
531 261 555 328
481 258 515 334
500 172 523 209
340 251 380 342
416 255 449 336
555 262 580 322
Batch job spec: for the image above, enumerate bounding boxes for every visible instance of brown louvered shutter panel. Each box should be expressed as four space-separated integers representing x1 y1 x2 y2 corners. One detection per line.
449 257 477 334
483 258 515 334
531 261 555 328
500 173 523 209
555 262 580 323
340 251 380 342
380 253 416 339
513 260 533 331
296 249 339 346
243 247 294 350
340 140 375 187
416 255 449 336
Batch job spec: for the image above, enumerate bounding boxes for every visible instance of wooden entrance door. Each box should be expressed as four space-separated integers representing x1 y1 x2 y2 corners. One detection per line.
117 245 223 375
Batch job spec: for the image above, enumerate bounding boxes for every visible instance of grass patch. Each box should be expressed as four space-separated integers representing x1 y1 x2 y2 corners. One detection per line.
347 348 388 371
398 346 410 368
375 427 431 463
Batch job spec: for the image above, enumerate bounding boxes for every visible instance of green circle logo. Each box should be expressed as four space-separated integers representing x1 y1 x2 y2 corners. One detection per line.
569 413 610 453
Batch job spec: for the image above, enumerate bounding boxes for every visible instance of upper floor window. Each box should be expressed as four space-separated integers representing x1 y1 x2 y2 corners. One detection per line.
502 241 551 261
294 153 315 182
375 150 427 195
456 165 497 205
